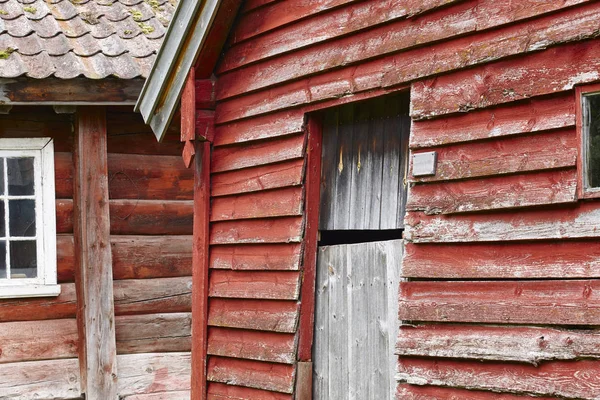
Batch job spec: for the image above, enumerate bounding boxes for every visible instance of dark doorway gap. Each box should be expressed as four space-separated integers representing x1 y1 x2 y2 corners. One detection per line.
318 229 403 246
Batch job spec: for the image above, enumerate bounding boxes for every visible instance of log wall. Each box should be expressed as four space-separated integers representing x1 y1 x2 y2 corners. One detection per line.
210 0 600 397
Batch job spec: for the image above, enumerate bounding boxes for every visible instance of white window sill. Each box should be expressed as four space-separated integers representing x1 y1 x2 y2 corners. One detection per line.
0 284 61 299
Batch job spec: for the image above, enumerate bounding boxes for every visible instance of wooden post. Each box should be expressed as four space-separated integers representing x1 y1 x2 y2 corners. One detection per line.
73 107 118 399
191 141 211 400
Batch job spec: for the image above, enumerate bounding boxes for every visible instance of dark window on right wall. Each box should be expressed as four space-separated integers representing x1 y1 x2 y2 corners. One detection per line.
577 85 600 198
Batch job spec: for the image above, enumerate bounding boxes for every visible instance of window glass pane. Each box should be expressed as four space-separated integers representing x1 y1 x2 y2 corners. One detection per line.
7 157 35 196
587 95 600 187
10 241 37 278
0 158 4 195
9 200 36 237
0 241 5 279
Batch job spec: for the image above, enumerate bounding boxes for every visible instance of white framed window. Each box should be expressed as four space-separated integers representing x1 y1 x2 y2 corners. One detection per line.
0 138 59 298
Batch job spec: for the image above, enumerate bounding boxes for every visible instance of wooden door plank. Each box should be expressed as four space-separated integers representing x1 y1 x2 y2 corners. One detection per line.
319 110 340 230
332 106 354 229
313 246 330 399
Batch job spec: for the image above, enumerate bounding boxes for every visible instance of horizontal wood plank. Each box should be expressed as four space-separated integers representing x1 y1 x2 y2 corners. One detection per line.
116 313 192 354
210 244 302 271
209 271 300 300
396 324 600 364
405 202 600 243
207 327 296 364
399 280 600 325
211 187 303 221
211 159 304 197
114 277 192 316
396 384 556 400
213 110 304 146
207 356 295 394
0 358 80 399
0 283 77 322
409 94 575 148
407 169 577 215
410 128 576 182
122 391 190 400
208 299 299 333
212 134 305 173
208 382 292 399
210 217 304 245
397 358 600 399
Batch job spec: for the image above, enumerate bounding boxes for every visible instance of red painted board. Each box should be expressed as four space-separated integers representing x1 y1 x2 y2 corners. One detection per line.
396 384 556 400
208 382 292 400
210 243 302 271
209 270 300 300
211 186 303 221
210 216 303 245
208 299 299 333
207 327 296 364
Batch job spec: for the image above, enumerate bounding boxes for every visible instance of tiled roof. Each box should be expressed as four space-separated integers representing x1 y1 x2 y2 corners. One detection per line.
0 0 177 79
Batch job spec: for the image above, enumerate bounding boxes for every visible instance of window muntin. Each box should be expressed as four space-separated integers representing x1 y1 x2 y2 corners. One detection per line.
0 138 59 298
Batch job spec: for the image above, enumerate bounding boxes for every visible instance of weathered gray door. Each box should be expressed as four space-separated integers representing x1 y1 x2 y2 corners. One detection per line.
313 239 402 399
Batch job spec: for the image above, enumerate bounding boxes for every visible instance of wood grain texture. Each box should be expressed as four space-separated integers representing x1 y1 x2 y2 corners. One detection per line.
207 356 295 393
211 187 303 221
122 391 191 400
113 277 192 316
0 283 77 322
407 169 577 215
396 385 556 400
397 358 600 399
396 324 600 364
209 270 301 300
211 159 304 197
213 110 304 146
207 327 296 364
409 94 575 149
402 240 600 279
210 217 304 245
210 243 302 271
208 299 299 333
207 382 292 399
399 280 600 325
115 313 191 355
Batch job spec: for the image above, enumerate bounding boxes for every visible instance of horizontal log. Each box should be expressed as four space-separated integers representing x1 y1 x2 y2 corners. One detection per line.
57 235 192 282
0 318 77 364
399 280 600 325
0 110 73 152
116 313 192 355
210 243 302 271
407 169 577 215
411 128 576 182
211 159 304 197
402 240 600 279
0 358 80 399
207 327 296 364
396 324 600 364
405 202 600 243
114 277 192 316
207 356 295 394
396 384 556 400
208 382 292 399
57 200 193 235
220 0 460 72
397 358 600 399
117 352 191 397
217 0 587 101
122 391 190 400
209 271 300 300
0 283 77 322
211 187 303 221
208 299 299 333
409 93 575 148
211 216 304 245
213 110 304 146
212 134 305 173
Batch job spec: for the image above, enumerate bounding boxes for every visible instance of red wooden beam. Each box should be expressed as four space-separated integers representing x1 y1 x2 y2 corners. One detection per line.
191 141 211 400
181 69 197 168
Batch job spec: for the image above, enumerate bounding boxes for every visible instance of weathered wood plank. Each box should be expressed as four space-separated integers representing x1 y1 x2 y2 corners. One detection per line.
402 240 600 279
122 391 190 400
408 169 577 215
213 110 304 146
216 0 590 102
207 327 296 364
208 382 292 399
399 280 600 325
0 283 77 322
211 159 304 197
396 324 600 364
411 128 576 183
405 202 600 243
409 94 575 148
397 358 600 399
208 299 299 333
211 187 303 221
73 106 118 398
115 313 191 355
209 271 300 300
0 358 81 399
58 235 192 283
207 356 295 394
211 134 305 173
396 385 556 400
210 243 302 271
114 277 192 316
117 352 191 397
210 217 304 245
0 319 78 364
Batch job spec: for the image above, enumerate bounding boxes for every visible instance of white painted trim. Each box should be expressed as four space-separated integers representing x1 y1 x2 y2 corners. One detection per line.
0 284 60 299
